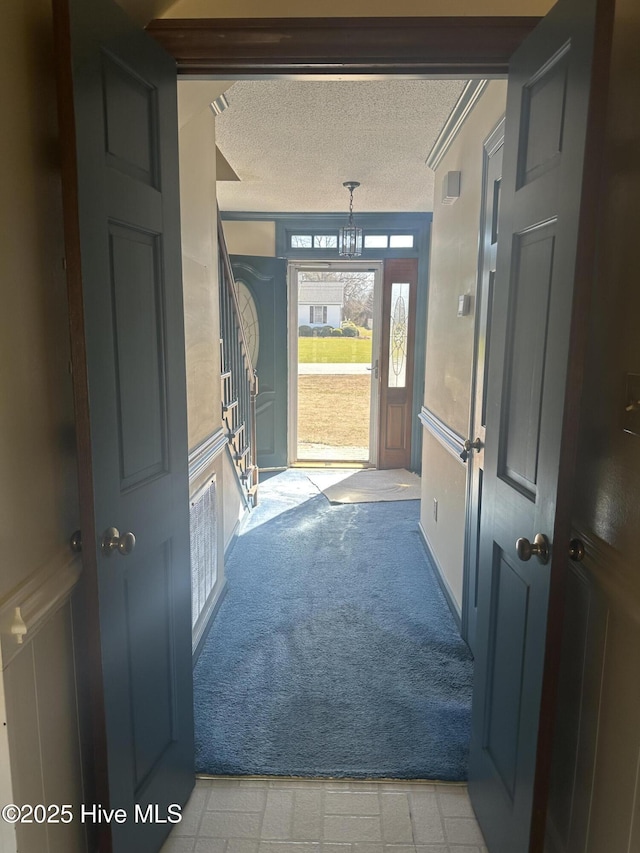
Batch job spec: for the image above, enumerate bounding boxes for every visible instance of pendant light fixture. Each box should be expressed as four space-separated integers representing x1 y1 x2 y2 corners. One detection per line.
338 181 363 258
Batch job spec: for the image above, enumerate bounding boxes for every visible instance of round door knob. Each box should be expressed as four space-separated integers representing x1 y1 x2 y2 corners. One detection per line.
515 533 550 564
460 437 483 462
102 527 136 556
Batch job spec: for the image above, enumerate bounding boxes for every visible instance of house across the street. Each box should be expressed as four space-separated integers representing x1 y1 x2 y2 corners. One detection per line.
298 281 345 329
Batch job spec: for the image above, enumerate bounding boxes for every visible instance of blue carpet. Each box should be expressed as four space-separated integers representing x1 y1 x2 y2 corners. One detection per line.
193 470 473 780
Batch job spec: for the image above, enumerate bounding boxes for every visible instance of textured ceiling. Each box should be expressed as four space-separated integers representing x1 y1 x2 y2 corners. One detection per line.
214 80 468 213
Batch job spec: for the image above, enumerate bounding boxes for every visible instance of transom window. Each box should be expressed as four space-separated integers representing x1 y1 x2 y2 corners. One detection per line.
290 231 414 250
291 234 338 249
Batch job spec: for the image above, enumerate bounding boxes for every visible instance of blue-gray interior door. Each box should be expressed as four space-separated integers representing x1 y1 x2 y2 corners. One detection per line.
230 256 288 470
463 122 504 656
55 0 194 849
468 0 601 850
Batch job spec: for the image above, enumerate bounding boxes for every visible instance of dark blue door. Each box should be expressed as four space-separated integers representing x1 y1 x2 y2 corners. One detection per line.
468 0 606 850
54 0 194 850
230 256 288 470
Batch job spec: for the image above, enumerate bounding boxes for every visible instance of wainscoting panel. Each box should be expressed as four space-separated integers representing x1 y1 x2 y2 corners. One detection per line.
189 430 229 656
1 554 86 853
190 475 218 640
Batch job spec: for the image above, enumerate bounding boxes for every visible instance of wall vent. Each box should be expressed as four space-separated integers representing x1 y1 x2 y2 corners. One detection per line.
189 476 218 632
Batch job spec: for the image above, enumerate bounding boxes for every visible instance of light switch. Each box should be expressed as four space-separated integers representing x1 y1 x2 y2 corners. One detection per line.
457 294 471 317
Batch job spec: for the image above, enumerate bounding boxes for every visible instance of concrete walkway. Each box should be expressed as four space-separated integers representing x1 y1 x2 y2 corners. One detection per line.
298 362 372 375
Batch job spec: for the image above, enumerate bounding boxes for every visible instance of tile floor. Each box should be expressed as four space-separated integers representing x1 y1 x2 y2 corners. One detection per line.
161 778 487 853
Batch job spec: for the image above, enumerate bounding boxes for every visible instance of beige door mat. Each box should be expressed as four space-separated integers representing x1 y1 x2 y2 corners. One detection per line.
306 467 421 504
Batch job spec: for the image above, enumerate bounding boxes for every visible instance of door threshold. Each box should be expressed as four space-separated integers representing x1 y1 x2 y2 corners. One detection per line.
291 461 373 469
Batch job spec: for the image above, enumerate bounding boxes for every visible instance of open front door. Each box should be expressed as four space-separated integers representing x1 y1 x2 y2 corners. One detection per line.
230 256 288 470
468 0 610 850
54 0 194 850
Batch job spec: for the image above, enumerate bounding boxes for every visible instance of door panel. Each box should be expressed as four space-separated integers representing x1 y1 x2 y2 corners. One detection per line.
378 259 418 470
501 223 556 495
468 0 603 850
110 224 169 488
53 0 194 850
230 257 288 470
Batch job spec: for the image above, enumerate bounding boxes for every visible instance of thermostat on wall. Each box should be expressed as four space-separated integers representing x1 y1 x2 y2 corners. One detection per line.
457 294 471 317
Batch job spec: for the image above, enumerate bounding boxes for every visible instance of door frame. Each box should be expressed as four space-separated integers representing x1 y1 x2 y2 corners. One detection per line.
146 17 541 77
60 11 610 849
150 14 609 845
287 260 383 467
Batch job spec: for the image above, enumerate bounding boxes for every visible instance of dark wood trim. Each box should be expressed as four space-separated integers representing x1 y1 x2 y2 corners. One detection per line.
51 0 111 850
146 16 541 77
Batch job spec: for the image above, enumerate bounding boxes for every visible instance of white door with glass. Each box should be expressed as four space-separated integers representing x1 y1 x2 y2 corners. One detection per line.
288 262 382 465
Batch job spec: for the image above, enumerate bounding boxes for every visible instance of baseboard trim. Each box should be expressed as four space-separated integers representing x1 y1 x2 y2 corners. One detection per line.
418 522 462 630
193 579 228 664
224 514 245 561
0 548 83 669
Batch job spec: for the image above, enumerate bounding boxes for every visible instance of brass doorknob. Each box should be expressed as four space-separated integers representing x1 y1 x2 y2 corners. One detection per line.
102 527 136 556
516 533 550 564
460 437 483 462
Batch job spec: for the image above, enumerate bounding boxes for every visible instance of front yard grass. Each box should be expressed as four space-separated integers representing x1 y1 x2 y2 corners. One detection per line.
298 337 373 364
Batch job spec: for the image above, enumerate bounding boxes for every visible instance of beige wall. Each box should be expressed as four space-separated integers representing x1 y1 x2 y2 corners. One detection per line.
424 81 507 437
419 431 467 611
116 0 176 23
162 0 553 18
0 0 79 602
0 4 85 850
178 82 225 452
420 81 506 610
222 220 276 258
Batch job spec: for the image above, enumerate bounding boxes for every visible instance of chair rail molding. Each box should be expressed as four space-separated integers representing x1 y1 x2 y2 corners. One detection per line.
188 427 229 486
0 549 82 670
419 405 466 464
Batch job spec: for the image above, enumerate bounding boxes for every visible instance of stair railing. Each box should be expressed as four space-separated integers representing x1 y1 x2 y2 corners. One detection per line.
217 209 259 505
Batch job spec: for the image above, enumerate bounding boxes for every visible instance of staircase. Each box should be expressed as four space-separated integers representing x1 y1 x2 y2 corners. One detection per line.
218 212 259 507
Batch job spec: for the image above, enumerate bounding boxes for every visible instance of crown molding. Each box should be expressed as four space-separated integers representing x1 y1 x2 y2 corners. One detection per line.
426 80 489 172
